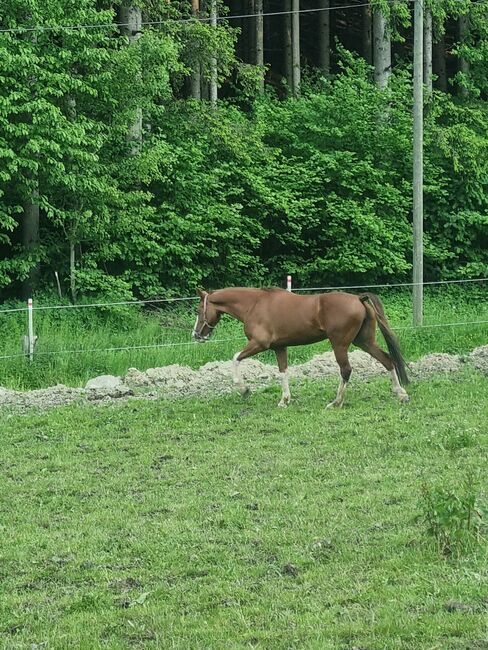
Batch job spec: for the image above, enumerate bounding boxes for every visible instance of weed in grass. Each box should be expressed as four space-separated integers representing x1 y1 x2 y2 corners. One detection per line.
419 479 486 557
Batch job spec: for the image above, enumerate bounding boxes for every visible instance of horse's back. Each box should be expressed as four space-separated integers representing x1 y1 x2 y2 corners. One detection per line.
251 289 326 346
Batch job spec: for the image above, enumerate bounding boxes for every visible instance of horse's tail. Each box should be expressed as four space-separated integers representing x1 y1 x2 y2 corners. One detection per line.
359 292 410 387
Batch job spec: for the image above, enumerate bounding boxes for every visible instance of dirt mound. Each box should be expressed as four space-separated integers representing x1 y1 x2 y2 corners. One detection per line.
0 348 482 411
409 352 465 378
470 345 488 375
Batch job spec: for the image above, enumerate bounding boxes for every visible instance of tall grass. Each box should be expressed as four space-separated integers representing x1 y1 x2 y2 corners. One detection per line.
0 285 486 390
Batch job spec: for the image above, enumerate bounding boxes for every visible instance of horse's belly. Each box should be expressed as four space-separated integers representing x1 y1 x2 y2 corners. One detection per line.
272 332 327 348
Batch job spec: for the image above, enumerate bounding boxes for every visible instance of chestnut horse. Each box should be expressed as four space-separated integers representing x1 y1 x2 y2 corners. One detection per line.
192 287 409 408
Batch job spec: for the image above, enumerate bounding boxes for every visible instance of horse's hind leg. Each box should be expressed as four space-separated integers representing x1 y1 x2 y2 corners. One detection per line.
275 347 290 407
232 340 266 397
326 344 352 409
354 329 409 403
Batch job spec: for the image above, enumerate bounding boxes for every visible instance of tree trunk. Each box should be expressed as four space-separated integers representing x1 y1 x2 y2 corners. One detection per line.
248 0 256 64
423 8 433 95
318 0 330 74
190 0 201 99
362 2 373 65
255 0 264 92
210 0 218 106
118 4 143 152
373 6 391 89
236 0 244 60
292 0 300 96
284 0 293 92
433 35 447 92
458 13 470 98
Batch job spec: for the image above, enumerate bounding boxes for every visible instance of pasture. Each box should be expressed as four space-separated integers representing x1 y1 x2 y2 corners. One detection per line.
1 370 487 649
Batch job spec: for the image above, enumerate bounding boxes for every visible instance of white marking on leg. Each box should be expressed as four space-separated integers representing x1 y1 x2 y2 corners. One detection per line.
278 370 291 407
390 368 409 402
233 352 248 395
326 379 347 409
192 313 199 338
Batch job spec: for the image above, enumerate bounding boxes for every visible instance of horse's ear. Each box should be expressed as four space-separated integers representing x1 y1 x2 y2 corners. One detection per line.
196 288 207 299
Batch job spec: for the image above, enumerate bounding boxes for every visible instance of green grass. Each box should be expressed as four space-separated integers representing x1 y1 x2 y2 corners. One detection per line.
0 371 487 649
0 285 487 390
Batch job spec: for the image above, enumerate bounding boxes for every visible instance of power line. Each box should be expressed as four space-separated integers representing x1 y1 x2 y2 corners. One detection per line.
0 337 244 360
0 296 197 315
3 0 483 35
0 0 414 35
295 277 488 292
0 316 487 361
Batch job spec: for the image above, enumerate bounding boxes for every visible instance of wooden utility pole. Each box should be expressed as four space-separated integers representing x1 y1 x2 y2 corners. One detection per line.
210 0 218 106
292 0 300 96
413 0 424 326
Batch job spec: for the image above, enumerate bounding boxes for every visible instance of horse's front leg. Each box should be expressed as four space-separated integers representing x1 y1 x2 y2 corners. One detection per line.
232 340 266 397
275 347 290 407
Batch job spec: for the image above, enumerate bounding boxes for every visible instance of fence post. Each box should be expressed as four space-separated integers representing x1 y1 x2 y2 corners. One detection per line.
27 298 35 362
286 275 292 292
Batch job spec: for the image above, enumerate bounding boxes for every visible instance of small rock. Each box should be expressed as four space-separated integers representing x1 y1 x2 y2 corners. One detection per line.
85 375 123 390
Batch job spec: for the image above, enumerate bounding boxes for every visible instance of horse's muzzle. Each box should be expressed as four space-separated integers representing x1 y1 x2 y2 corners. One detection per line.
192 330 210 342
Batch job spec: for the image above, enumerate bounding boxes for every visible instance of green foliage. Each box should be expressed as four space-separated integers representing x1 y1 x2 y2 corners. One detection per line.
1 1 488 299
420 479 486 557
424 93 488 278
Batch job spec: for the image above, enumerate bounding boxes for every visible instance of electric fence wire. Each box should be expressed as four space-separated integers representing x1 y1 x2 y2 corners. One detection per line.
1 318 488 361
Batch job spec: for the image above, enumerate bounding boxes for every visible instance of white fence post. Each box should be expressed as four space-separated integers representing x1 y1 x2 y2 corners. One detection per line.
286 275 292 292
28 298 35 362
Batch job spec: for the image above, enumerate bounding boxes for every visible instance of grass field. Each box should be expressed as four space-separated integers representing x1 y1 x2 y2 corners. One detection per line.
0 285 487 390
1 370 487 649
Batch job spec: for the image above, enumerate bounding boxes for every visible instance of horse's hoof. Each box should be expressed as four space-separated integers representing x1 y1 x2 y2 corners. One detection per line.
400 394 410 404
278 400 289 408
326 400 343 409
241 387 251 398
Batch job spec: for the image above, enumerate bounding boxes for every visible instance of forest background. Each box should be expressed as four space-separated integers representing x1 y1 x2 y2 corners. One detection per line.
0 0 487 304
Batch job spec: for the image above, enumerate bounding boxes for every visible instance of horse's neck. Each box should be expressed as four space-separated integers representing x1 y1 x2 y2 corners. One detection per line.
210 288 257 322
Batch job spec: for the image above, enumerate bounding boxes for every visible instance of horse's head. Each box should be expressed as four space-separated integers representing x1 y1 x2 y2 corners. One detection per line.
192 289 221 342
